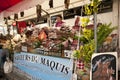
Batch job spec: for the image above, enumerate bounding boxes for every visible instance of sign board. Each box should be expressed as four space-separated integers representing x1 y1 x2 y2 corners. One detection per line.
35 48 48 55
98 1 113 13
14 52 73 80
21 46 27 52
91 52 118 80
64 50 73 58
63 1 112 19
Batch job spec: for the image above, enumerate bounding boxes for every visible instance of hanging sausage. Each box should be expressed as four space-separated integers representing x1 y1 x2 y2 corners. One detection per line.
49 0 53 8
14 13 18 20
20 11 24 17
36 4 42 22
64 0 70 9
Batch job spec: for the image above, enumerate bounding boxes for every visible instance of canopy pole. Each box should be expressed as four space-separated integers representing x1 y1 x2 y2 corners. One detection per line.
94 12 97 53
77 5 83 50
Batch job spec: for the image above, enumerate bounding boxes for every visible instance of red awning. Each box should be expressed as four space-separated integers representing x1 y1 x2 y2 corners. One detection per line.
0 0 23 13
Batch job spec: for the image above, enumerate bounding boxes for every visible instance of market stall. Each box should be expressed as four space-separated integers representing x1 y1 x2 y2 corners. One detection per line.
0 0 119 80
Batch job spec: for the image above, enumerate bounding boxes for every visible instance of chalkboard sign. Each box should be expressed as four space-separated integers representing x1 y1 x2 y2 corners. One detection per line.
98 1 113 14
91 52 118 80
63 0 113 19
63 8 76 19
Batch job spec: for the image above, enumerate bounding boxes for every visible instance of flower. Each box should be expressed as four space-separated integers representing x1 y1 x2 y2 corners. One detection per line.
80 17 90 27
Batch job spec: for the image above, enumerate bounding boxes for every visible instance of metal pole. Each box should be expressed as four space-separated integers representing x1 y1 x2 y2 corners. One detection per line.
94 12 97 53
77 5 83 50
118 0 120 49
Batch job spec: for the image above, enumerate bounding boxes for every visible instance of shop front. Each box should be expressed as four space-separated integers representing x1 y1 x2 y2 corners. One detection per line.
0 0 119 80
14 52 73 80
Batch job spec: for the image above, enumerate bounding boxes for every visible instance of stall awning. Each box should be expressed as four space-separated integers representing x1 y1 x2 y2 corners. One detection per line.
0 0 23 13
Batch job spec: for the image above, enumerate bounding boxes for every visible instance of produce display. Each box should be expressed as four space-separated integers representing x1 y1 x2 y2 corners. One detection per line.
0 22 117 58
0 25 78 57
0 19 118 80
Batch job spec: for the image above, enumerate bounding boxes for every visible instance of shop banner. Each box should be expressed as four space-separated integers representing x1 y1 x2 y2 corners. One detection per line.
14 52 73 80
91 52 118 80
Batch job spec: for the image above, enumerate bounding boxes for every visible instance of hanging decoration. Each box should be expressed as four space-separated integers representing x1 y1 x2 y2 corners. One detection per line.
5 19 7 24
20 11 24 17
64 0 70 9
4 17 7 24
7 16 11 20
49 0 53 8
36 4 42 22
4 17 7 21
14 13 18 20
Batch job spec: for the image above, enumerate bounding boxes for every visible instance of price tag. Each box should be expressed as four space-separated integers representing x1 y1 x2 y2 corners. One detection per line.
64 50 73 58
21 46 27 52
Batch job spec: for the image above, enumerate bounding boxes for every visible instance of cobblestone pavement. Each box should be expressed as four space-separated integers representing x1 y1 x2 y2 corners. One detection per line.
0 69 29 80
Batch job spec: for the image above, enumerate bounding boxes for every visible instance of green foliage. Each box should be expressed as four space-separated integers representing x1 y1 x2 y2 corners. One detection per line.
80 29 94 44
73 0 116 64
73 35 79 40
73 23 116 63
84 4 93 16
33 40 41 48
73 40 95 63
73 28 95 63
82 40 95 63
97 23 117 48
81 17 90 27
91 0 101 13
81 28 94 42
84 0 101 15
73 50 81 59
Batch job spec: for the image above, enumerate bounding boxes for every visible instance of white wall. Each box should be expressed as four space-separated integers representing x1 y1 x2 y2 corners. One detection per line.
64 18 75 27
1 0 119 35
63 12 115 28
4 0 118 28
97 12 113 24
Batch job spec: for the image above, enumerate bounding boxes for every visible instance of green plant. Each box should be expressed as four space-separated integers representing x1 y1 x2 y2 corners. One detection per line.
73 0 117 64
84 0 101 15
73 40 95 63
80 28 94 44
97 23 117 48
33 40 41 48
73 28 95 63
73 23 117 63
